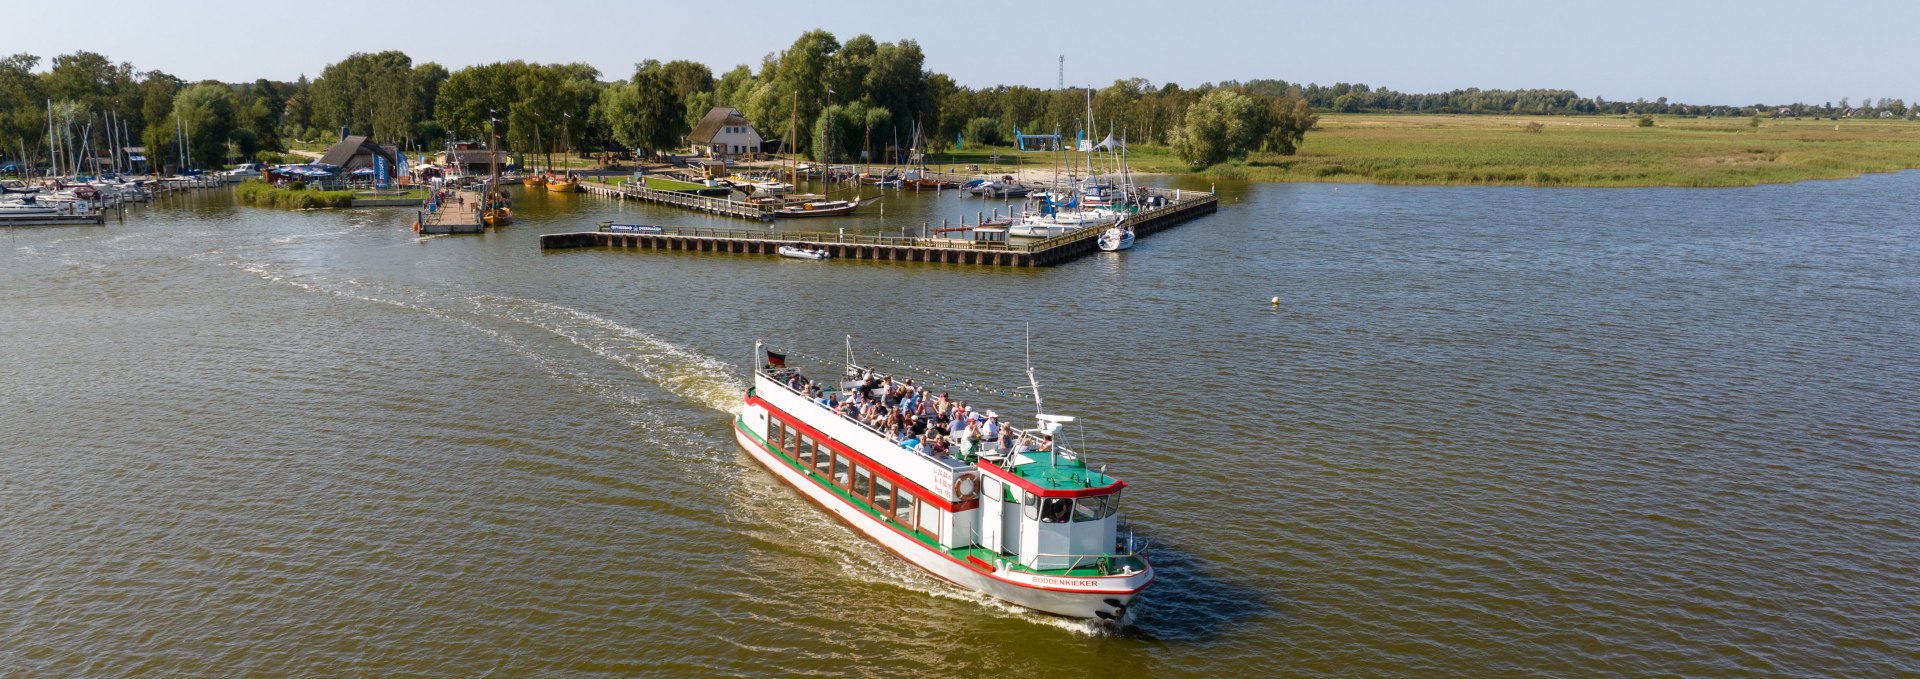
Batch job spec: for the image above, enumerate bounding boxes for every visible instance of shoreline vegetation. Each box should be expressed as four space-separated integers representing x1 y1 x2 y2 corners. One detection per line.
233 180 428 209
234 180 356 209
9 30 1919 192
910 114 1920 188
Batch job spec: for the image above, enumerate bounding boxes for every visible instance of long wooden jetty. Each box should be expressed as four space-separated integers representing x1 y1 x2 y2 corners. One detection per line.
578 179 773 221
540 189 1217 267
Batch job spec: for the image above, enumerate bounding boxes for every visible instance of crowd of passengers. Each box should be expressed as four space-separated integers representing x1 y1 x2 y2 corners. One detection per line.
773 368 1056 461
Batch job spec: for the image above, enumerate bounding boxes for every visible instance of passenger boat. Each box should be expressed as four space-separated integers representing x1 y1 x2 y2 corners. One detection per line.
777 245 832 260
735 341 1152 622
545 175 578 193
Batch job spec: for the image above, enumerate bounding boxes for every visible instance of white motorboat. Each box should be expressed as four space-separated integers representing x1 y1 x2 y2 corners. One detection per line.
0 201 58 215
1097 222 1135 251
1008 210 1112 238
777 245 832 260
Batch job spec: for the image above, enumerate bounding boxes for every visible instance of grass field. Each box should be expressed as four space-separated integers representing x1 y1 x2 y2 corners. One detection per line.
924 114 1920 188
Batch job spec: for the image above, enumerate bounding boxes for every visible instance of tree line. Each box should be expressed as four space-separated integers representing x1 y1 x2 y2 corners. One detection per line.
5 31 1914 174
1245 80 1920 119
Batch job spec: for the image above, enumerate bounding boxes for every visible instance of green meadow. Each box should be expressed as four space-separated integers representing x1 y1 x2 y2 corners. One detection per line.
925 114 1920 188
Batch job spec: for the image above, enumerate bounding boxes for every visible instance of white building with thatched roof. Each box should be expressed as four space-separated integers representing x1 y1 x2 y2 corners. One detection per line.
687 107 763 159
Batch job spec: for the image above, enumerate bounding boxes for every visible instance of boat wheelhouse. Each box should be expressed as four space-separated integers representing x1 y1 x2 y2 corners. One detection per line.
732 341 1151 622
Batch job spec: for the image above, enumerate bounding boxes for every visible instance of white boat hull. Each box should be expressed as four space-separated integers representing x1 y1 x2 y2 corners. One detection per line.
733 422 1150 619
1098 229 1135 251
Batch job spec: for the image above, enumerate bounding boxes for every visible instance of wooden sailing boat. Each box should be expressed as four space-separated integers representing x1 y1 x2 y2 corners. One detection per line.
546 113 578 192
773 97 875 218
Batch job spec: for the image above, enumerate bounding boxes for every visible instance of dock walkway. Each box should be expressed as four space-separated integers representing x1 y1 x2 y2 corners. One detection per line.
417 190 484 234
541 189 1217 267
578 179 773 221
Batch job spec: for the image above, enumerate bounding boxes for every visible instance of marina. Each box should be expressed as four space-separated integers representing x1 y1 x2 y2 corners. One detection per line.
542 187 1217 266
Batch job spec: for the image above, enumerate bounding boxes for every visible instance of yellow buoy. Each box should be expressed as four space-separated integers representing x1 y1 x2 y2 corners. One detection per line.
1270 297 1280 306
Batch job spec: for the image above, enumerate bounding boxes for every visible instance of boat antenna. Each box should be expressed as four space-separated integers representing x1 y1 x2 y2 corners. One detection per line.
1024 322 1043 417
845 334 855 376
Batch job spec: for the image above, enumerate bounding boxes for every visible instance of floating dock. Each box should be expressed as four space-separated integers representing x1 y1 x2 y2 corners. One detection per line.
0 212 107 227
416 190 485 234
578 179 774 221
540 189 1217 267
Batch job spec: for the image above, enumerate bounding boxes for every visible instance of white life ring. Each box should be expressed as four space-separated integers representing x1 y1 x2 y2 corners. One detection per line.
954 474 978 501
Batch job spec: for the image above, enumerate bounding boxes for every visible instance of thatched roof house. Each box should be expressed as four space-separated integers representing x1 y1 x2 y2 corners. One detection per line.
687 107 763 159
317 135 398 172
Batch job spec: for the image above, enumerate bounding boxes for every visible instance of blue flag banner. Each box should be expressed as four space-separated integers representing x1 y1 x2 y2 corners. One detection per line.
397 152 410 178
373 154 389 187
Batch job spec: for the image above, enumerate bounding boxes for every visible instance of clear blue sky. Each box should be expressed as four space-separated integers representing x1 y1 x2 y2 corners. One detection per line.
16 0 1918 106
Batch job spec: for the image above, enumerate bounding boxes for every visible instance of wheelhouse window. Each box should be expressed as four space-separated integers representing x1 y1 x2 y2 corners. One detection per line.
1040 497 1073 523
872 480 894 514
852 467 872 502
1073 495 1109 522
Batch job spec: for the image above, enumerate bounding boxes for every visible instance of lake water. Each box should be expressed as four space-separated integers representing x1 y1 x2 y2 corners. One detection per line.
3 174 1916 676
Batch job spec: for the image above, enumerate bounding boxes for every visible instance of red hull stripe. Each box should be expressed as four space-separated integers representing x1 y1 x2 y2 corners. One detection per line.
735 417 1153 596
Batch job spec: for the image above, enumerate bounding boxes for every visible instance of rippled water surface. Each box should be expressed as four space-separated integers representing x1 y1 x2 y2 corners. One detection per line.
3 175 1917 676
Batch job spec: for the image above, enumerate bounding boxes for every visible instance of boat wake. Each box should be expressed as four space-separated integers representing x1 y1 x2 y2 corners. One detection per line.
223 256 745 420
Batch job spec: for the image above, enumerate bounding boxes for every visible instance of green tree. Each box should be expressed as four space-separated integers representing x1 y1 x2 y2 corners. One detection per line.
174 82 236 169
598 60 686 154
1173 89 1261 168
963 117 1002 146
0 54 47 167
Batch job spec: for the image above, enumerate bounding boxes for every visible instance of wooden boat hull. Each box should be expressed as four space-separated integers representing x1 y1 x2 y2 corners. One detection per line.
546 179 578 193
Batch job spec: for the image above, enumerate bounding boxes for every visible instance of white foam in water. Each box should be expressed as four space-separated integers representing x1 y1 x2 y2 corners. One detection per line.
224 254 1101 633
470 295 746 414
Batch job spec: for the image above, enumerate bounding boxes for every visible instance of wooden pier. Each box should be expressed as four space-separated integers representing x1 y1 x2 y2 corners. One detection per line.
416 189 485 234
540 190 1217 267
578 179 773 221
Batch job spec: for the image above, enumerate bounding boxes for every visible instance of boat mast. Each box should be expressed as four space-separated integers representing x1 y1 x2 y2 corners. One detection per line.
790 91 799 187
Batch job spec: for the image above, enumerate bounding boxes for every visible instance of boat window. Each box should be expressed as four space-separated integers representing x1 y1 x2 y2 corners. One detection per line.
812 445 833 478
783 426 798 453
1102 490 1122 519
893 494 915 527
917 502 941 540
853 467 872 501
798 435 815 466
1040 497 1073 523
872 480 893 514
1022 491 1039 520
768 416 784 449
1073 496 1106 522
832 454 850 488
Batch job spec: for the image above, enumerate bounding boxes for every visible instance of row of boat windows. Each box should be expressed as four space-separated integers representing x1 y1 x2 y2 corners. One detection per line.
770 416 941 541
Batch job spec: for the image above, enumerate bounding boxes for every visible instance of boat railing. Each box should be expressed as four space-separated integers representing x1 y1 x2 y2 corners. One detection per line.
1025 544 1151 576
759 367 978 473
